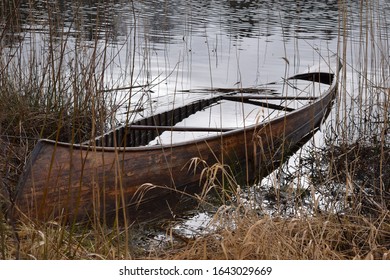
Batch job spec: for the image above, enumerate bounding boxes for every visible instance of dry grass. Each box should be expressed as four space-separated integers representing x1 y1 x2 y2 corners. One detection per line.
155 208 390 260
1 220 131 259
1 202 390 260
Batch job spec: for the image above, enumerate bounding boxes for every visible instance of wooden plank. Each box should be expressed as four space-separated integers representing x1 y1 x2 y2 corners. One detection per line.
222 95 318 101
223 97 295 112
127 124 233 132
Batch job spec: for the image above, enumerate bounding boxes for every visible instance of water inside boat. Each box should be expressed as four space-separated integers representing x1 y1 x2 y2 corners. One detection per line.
145 79 326 145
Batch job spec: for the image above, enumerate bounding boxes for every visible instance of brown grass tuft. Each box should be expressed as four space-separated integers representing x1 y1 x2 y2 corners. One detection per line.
155 208 390 260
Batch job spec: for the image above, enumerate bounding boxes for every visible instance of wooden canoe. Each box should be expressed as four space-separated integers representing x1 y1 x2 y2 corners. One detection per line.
12 60 341 223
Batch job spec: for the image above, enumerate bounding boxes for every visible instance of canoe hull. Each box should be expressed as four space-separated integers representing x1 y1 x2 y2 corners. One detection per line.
13 66 340 222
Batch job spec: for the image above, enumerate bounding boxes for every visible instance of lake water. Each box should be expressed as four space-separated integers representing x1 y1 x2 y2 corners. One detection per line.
3 0 389 236
5 1 388 115
2 1 337 93
4 1 387 103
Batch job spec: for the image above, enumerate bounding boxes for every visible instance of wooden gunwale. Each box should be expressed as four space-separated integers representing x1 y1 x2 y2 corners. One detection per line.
41 80 333 153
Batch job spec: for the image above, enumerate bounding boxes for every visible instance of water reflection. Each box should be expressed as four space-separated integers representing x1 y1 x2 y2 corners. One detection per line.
2 0 375 117
4 1 386 94
136 0 340 42
4 0 343 45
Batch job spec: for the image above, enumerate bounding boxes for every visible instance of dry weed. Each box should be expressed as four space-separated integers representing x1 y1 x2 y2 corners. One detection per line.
156 207 390 260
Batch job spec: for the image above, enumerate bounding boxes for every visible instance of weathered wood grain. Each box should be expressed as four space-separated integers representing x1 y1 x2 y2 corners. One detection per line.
13 66 340 223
